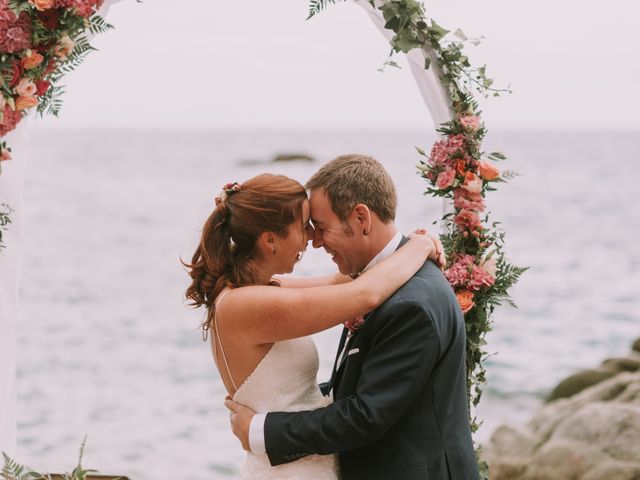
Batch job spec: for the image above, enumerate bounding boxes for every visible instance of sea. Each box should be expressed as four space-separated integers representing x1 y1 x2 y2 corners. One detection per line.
13 128 640 479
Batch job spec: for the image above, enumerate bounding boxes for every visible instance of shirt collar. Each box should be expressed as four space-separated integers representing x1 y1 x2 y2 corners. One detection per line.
362 231 403 273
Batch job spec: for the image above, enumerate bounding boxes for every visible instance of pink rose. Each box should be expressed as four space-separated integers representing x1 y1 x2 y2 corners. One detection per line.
459 115 481 132
479 161 500 181
436 168 456 190
15 78 37 97
454 209 482 233
462 171 482 194
454 188 485 212
480 257 497 279
53 34 75 59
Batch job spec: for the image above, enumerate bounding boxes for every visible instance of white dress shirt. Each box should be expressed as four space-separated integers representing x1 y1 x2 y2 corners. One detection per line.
248 231 403 453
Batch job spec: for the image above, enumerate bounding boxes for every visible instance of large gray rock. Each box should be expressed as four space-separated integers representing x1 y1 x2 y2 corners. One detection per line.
601 356 640 373
483 372 640 480
546 368 617 402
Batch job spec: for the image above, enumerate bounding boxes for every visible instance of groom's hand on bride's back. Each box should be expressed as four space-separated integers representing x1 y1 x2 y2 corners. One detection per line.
225 397 255 451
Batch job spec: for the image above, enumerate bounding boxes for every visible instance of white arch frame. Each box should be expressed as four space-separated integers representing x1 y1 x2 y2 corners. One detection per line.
0 0 451 455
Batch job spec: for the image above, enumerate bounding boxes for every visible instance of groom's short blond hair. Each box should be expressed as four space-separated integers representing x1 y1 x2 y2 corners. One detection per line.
306 154 397 223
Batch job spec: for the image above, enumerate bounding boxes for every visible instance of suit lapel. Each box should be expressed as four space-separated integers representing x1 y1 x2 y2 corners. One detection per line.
327 327 350 395
329 237 410 396
336 331 357 372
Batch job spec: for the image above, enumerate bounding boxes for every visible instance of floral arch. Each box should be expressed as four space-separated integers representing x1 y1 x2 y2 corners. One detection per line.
0 0 524 475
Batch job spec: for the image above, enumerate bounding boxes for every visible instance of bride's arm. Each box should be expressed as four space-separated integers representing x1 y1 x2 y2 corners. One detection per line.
273 231 444 288
274 272 352 288
223 234 436 344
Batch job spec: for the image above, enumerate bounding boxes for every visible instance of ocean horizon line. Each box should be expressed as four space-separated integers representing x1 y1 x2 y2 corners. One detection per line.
22 125 640 136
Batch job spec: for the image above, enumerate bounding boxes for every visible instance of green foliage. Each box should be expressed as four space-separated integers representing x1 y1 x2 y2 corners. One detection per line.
1 438 122 480
306 0 346 20
0 203 13 251
7 0 30 14
87 16 114 35
2 451 50 480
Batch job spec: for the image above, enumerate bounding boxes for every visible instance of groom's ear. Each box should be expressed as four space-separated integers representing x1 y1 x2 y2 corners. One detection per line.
353 204 372 235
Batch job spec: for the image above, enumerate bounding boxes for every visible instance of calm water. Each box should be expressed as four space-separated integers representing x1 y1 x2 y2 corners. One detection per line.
15 129 640 478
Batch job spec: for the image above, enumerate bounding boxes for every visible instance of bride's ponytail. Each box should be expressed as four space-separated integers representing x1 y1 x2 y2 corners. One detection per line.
183 174 307 338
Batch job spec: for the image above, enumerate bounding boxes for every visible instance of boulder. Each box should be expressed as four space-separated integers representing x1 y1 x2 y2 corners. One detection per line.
271 153 315 163
601 356 640 373
546 368 617 402
484 372 640 480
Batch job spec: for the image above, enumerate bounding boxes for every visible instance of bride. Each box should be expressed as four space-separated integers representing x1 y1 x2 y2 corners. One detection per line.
184 173 440 479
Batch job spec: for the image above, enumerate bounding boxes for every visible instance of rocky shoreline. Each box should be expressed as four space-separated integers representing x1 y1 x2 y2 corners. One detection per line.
483 338 640 480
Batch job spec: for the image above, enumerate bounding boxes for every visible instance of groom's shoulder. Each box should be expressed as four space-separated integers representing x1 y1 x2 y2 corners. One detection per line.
382 260 455 310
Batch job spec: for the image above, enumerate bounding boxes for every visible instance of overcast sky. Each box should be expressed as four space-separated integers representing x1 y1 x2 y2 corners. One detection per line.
36 0 640 131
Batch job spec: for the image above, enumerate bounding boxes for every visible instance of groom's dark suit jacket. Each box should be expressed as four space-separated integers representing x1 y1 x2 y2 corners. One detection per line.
264 239 479 480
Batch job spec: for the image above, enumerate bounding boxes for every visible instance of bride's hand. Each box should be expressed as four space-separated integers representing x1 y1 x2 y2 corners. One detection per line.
409 229 446 269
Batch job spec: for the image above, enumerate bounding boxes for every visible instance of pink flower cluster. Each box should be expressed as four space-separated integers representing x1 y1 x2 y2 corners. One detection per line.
0 2 32 53
0 0 106 143
429 134 466 168
444 254 495 292
56 0 104 18
454 188 485 212
0 105 23 137
459 115 481 132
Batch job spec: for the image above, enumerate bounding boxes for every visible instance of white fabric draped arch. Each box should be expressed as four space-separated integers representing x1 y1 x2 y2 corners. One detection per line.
0 0 450 456
0 126 27 457
354 0 453 127
0 1 121 455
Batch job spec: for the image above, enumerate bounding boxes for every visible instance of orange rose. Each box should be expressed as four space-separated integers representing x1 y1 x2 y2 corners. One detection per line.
456 290 475 313
479 161 500 181
29 0 55 10
22 52 44 70
454 159 466 175
1 148 11 161
15 96 38 110
462 171 482 194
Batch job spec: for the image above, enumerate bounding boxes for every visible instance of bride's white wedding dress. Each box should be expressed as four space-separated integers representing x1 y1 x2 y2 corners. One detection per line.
213 290 339 479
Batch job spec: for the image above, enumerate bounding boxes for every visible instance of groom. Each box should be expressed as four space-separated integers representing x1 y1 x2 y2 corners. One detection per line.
226 155 480 479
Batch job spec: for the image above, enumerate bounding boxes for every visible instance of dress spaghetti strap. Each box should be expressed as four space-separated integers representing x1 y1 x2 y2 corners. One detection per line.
212 289 238 393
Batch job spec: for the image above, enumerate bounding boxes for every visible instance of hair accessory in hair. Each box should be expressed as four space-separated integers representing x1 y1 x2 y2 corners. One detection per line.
214 181 242 206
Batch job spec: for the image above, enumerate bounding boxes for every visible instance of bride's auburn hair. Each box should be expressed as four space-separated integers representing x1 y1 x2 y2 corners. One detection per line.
184 173 307 337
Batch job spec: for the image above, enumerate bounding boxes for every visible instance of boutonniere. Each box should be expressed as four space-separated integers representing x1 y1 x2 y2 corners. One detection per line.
344 315 365 334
